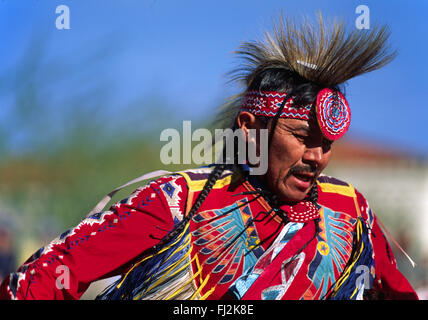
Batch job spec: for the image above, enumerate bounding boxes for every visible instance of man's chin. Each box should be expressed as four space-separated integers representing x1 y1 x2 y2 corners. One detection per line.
265 177 313 203
276 189 311 204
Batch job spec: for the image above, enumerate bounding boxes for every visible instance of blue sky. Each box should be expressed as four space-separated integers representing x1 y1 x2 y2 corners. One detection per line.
1 0 427 157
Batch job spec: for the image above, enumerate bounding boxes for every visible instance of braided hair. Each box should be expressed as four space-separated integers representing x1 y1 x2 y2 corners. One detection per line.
152 162 228 253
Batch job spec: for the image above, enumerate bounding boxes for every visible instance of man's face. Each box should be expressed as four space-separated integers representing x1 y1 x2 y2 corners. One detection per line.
260 117 332 202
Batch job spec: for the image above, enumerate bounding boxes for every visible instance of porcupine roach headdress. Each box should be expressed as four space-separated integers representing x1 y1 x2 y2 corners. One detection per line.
216 12 396 138
97 13 399 300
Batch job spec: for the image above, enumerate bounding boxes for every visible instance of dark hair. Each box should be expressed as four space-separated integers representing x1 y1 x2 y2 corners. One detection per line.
247 67 343 104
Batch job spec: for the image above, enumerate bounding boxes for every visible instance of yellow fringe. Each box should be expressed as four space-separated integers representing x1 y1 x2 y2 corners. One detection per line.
157 251 197 289
165 256 204 300
190 273 211 300
116 223 190 289
350 282 360 299
141 236 192 295
199 286 216 300
166 252 216 300
195 254 204 284
110 218 219 301
134 250 196 300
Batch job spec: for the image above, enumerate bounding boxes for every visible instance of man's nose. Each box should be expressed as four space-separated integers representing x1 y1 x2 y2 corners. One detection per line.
303 145 323 165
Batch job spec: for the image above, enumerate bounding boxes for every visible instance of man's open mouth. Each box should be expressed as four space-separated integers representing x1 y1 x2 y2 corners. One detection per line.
291 172 315 182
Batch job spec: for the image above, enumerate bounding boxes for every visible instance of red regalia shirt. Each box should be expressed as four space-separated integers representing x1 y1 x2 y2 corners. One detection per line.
0 165 418 300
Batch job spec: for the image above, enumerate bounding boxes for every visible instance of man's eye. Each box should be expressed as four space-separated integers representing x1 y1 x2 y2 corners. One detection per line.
293 133 308 141
323 138 333 149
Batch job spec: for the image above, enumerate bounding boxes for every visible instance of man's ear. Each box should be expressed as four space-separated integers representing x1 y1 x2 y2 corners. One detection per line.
237 111 262 152
236 112 267 174
236 112 258 134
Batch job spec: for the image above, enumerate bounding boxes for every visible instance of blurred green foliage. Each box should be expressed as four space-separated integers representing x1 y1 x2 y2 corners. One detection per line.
0 35 196 261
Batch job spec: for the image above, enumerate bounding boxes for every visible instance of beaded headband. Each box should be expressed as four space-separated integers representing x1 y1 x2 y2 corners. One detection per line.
241 88 351 141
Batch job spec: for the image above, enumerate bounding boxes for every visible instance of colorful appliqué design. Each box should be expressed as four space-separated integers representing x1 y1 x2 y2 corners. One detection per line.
261 252 306 300
159 177 184 220
302 206 356 299
191 198 264 286
228 222 304 299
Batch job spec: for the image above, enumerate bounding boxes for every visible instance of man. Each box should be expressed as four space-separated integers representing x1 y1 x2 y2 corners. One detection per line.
0 14 418 300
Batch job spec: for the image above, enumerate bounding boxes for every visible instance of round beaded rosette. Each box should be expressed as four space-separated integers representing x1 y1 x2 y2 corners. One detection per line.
315 88 351 141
